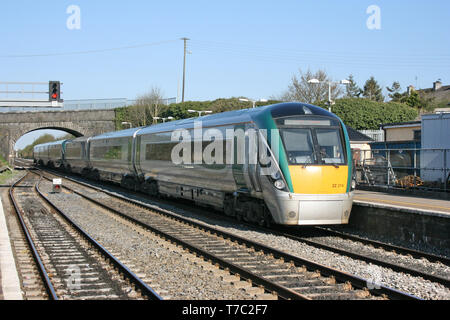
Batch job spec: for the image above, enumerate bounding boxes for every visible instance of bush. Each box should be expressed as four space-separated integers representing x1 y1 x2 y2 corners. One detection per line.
116 98 281 128
318 98 418 130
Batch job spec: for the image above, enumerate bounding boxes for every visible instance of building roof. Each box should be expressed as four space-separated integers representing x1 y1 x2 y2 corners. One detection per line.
418 84 450 102
380 121 421 129
346 127 374 142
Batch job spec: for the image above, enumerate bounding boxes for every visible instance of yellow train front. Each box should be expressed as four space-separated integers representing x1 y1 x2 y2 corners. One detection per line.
252 102 355 225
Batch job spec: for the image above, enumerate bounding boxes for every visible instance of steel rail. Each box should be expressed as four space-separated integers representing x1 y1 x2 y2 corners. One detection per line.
37 169 420 300
9 172 58 300
273 227 450 288
36 173 308 300
33 175 162 301
314 227 450 266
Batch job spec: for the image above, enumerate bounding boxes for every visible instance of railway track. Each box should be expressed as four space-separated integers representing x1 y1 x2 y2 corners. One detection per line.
9 171 161 300
37 168 421 300
42 168 450 291
266 226 450 288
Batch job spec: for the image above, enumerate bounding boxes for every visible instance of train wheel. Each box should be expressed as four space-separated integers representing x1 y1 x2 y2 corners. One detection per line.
223 198 235 217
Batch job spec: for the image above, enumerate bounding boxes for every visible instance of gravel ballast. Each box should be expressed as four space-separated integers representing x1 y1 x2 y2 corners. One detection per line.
41 180 254 300
45 173 450 300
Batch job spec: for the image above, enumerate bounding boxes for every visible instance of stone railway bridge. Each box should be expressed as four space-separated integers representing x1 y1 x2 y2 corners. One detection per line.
0 109 116 165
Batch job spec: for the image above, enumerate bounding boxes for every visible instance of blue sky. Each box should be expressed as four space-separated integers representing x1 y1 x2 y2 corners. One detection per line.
1 0 449 149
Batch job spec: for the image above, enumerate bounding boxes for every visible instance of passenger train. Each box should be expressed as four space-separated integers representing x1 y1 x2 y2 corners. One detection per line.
33 102 355 226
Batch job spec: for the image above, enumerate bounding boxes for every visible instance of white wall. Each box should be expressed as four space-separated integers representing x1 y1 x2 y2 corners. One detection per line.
421 113 450 182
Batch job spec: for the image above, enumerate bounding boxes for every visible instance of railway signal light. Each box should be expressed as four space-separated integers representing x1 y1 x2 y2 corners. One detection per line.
49 81 61 102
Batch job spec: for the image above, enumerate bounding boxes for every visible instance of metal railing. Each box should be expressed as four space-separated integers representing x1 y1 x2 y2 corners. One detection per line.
353 148 450 192
0 81 49 100
359 130 385 142
0 97 177 113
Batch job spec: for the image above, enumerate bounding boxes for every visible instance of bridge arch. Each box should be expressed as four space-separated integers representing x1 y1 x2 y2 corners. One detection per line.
24 126 84 138
0 109 116 164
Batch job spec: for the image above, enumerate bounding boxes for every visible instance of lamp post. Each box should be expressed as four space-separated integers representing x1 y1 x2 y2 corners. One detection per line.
307 79 350 112
162 116 174 123
239 98 268 109
152 117 161 124
187 110 213 117
121 121 132 129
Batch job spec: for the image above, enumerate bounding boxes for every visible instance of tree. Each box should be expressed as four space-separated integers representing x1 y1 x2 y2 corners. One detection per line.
18 133 75 158
280 69 343 104
135 86 166 125
400 88 433 113
386 81 403 101
363 76 384 102
345 74 362 98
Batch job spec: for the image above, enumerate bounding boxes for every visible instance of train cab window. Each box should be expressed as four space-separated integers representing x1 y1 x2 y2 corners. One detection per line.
316 128 345 165
281 129 317 165
277 116 347 166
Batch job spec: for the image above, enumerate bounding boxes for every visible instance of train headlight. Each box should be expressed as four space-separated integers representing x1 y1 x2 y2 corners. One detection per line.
274 180 286 190
351 179 356 191
271 171 281 180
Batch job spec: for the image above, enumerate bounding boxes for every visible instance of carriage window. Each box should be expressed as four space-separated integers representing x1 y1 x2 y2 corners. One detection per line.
92 146 122 160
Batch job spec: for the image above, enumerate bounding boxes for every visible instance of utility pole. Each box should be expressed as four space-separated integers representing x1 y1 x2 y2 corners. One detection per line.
181 37 190 103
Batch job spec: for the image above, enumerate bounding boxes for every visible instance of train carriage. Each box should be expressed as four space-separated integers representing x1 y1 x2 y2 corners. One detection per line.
134 102 354 225
63 137 91 174
34 102 355 226
87 128 140 184
33 140 67 168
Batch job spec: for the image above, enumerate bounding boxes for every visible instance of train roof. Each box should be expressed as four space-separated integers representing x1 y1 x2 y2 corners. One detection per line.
65 136 91 144
80 102 341 141
88 126 145 141
33 139 67 150
136 102 338 136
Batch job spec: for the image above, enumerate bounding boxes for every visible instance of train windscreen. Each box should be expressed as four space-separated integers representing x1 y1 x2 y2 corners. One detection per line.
276 116 346 165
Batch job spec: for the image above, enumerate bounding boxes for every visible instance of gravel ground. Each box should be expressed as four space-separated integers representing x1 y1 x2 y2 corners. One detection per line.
40 180 253 300
46 173 450 300
306 234 450 280
329 225 450 258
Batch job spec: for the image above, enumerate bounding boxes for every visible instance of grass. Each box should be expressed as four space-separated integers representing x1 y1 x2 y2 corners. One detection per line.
0 154 8 167
0 154 20 185
0 169 15 185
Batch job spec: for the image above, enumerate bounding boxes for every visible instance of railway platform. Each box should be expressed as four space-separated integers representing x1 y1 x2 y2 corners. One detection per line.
354 190 450 216
349 190 450 249
0 194 22 300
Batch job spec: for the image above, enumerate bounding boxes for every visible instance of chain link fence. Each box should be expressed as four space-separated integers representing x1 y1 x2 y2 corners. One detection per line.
354 148 450 192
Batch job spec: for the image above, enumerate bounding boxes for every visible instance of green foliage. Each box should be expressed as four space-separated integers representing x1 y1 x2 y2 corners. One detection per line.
116 97 281 127
0 169 15 185
116 96 418 131
114 106 131 130
318 98 418 130
400 89 435 112
386 81 403 101
363 76 384 102
345 74 362 98
0 154 8 166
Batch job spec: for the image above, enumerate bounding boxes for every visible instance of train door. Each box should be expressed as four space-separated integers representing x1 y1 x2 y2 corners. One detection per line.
232 123 262 193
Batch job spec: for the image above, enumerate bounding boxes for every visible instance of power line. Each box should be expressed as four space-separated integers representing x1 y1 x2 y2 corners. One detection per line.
189 41 450 69
0 39 179 58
